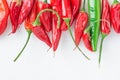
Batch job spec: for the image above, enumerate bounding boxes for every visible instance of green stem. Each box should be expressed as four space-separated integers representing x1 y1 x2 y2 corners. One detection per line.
98 33 106 65
33 9 60 29
14 30 32 62
114 0 118 3
81 0 86 11
43 0 47 3
63 18 90 60
85 26 91 33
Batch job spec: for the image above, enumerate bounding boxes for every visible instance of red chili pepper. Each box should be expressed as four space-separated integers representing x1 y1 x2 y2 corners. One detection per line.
74 0 88 47
0 0 9 35
51 0 62 51
60 21 67 31
18 0 34 25
34 8 61 52
101 0 111 35
99 0 111 65
32 26 52 47
75 12 88 46
62 0 72 19
37 0 52 32
111 0 120 33
61 0 89 60
14 0 37 62
70 0 81 25
60 0 72 31
10 0 23 34
82 27 93 52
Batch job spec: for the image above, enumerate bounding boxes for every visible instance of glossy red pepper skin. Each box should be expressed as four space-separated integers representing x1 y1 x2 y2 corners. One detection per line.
10 0 23 33
70 0 81 25
32 26 52 48
37 1 52 32
74 11 88 46
0 0 9 35
101 0 111 35
82 30 93 52
111 2 120 33
25 0 37 31
18 0 34 25
62 0 72 18
61 0 72 31
51 0 62 51
52 18 61 51
61 21 67 31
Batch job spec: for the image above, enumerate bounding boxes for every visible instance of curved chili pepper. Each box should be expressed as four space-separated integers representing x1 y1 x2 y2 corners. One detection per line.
88 0 101 51
99 0 111 65
74 0 88 47
14 5 59 62
18 0 34 25
0 0 9 35
70 0 81 25
82 27 93 52
60 0 72 31
111 0 120 33
50 0 62 51
14 0 37 62
34 9 61 52
62 0 89 60
37 0 52 32
10 0 23 34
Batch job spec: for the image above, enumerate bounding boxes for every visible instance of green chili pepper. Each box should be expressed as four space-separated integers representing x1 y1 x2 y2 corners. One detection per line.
88 0 101 51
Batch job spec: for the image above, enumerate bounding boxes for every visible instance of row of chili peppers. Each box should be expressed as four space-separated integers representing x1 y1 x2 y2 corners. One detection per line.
0 0 120 64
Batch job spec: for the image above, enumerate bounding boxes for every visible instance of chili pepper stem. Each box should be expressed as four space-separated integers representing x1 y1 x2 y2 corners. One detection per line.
81 0 86 11
33 9 60 28
33 18 41 26
114 0 118 3
47 47 51 52
63 18 90 60
98 33 106 65
43 0 47 3
14 30 32 62
73 47 77 51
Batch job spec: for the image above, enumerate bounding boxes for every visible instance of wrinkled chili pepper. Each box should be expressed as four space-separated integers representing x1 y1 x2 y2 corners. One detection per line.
60 0 72 31
82 27 93 52
74 0 88 47
99 0 111 65
14 0 37 62
37 0 52 32
50 0 62 51
62 0 89 60
70 0 81 25
111 0 120 33
88 0 101 51
10 0 23 34
18 0 34 25
0 0 9 35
